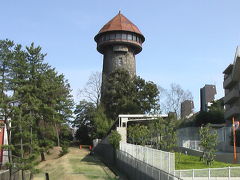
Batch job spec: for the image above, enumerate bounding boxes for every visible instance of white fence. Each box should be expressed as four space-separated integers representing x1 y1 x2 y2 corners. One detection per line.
120 142 175 173
174 166 240 180
117 150 182 180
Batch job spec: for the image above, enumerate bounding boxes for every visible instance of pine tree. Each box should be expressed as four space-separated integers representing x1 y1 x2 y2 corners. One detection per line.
0 40 74 179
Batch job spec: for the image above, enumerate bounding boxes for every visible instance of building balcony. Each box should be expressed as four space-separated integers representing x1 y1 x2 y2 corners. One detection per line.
224 88 239 104
223 75 236 89
224 106 240 120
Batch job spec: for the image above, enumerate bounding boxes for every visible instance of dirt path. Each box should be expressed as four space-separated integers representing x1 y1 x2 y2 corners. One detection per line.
33 147 117 180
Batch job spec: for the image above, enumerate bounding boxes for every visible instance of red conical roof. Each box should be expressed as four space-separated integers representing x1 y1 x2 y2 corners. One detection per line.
98 12 143 36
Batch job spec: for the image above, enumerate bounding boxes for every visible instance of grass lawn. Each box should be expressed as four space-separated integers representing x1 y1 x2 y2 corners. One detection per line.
33 147 117 180
175 152 240 170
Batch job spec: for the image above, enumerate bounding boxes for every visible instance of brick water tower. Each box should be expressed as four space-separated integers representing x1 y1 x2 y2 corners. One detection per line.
94 12 145 81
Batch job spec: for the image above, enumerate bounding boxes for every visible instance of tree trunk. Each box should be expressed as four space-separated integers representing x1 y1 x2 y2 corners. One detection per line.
20 121 25 180
40 152 46 161
29 172 33 180
30 111 33 154
30 126 32 154
5 116 12 180
55 123 60 147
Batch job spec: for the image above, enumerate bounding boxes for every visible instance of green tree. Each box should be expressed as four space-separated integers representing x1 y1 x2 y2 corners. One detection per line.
195 99 224 126
147 117 177 151
195 111 224 126
102 69 159 120
208 98 224 112
73 101 95 143
73 102 112 142
0 40 74 179
230 129 240 147
108 130 121 149
92 105 112 139
0 39 16 179
199 124 218 165
128 124 149 146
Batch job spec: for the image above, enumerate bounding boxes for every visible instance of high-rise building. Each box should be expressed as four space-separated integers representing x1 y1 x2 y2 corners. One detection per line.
223 47 240 122
181 100 194 119
200 85 216 111
94 12 145 82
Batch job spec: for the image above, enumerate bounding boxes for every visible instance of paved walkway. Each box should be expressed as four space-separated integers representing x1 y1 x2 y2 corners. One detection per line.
33 147 117 180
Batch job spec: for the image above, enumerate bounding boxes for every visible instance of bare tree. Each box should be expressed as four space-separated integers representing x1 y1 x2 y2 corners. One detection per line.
162 83 193 118
157 85 166 114
78 72 102 107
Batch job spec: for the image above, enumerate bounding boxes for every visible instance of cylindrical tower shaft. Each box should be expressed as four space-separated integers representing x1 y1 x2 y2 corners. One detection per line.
103 45 136 78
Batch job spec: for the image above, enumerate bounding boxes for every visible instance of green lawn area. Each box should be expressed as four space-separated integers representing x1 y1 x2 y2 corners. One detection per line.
33 147 117 180
175 152 240 170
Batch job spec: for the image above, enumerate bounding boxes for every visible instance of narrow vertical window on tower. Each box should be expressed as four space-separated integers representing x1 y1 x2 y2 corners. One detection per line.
136 36 139 43
119 57 123 67
127 34 132 40
110 34 115 40
133 35 136 41
122 34 127 40
106 34 110 40
116 33 121 39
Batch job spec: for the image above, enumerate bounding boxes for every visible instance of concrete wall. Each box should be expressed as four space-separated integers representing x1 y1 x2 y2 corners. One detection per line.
177 127 233 152
177 127 200 148
116 127 127 143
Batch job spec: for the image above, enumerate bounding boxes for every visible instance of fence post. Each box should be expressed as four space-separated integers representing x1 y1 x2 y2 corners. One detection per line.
168 152 171 173
208 168 210 180
158 169 160 180
228 166 230 180
145 162 147 177
146 147 149 164
160 151 162 170
45 173 49 180
152 149 154 166
192 169 194 180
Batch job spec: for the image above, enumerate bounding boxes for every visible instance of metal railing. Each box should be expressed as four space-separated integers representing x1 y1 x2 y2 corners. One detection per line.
120 142 175 173
117 149 182 180
174 166 240 180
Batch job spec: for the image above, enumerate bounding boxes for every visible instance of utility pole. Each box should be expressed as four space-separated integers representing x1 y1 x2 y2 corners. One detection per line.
232 117 237 163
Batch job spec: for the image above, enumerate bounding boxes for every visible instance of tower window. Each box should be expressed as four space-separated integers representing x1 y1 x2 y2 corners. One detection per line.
136 36 139 42
127 34 132 40
100 36 105 42
122 34 127 40
116 33 121 39
133 35 136 41
117 58 123 67
110 34 115 40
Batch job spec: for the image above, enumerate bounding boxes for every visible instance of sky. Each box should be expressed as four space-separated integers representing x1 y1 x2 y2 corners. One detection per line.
1 0 240 112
